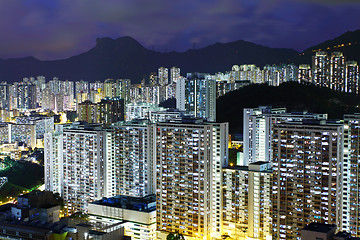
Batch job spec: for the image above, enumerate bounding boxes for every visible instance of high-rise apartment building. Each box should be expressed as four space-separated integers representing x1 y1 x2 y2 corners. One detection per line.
272 121 343 240
78 100 98 123
243 107 328 165
45 123 113 216
155 119 228 239
116 79 131 103
222 162 272 240
111 120 155 197
149 73 157 86
98 98 125 125
62 80 75 110
89 81 104 103
312 51 330 87
345 61 359 94
298 64 312 84
343 114 360 236
330 52 346 91
104 79 117 98
16 82 37 109
44 125 64 195
34 76 46 108
176 74 216 122
75 80 89 107
158 67 169 86
243 107 286 165
170 67 180 83
0 83 10 110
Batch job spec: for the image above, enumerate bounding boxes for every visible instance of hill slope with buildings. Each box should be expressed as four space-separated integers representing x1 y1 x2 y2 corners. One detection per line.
217 82 360 134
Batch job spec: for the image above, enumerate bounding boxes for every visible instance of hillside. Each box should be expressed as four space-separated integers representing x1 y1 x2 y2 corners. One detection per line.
0 159 44 202
217 82 360 134
0 36 297 83
295 30 360 65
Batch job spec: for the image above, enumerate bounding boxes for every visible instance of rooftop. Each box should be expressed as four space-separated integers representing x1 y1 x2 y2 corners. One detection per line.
91 195 156 212
302 222 336 233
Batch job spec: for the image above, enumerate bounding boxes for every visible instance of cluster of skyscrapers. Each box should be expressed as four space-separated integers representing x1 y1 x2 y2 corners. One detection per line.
1 50 356 240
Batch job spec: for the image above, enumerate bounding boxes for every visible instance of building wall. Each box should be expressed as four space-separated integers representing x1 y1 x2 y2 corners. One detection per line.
112 121 155 197
272 123 343 240
62 128 108 215
155 122 214 239
343 114 360 236
222 163 272 240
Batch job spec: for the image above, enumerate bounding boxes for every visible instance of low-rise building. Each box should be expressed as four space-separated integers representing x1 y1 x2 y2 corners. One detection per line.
88 195 156 240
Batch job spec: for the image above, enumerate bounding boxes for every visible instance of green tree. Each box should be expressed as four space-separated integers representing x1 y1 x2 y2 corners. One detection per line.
167 231 185 240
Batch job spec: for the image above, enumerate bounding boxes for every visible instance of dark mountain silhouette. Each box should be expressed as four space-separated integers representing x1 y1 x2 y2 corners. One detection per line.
0 36 298 83
217 82 360 134
295 30 360 65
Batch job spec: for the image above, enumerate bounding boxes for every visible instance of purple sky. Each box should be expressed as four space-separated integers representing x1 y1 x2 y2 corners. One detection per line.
1 0 359 60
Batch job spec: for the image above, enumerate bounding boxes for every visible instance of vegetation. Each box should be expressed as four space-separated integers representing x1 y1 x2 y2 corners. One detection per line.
217 82 360 134
0 182 25 202
167 232 185 240
0 159 44 202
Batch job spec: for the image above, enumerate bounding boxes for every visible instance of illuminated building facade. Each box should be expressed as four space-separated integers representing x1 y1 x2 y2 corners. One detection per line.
98 98 125 125
343 114 360 236
345 61 359 94
75 80 89 109
222 162 272 240
104 79 117 98
298 64 312 84
176 74 216 122
149 110 185 123
89 81 104 103
243 107 286 165
158 67 169 86
329 52 346 91
44 125 64 195
243 107 328 165
312 51 330 87
170 67 180 83
272 122 343 240
15 115 54 139
111 120 155 197
155 119 228 239
78 100 98 123
16 82 37 110
49 123 113 216
125 103 165 121
0 83 10 110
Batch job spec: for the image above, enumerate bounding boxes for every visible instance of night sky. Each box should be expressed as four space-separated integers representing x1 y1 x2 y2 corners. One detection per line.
1 0 359 60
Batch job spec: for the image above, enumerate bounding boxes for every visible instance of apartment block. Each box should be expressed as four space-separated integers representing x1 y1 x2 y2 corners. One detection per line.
222 162 272 240
272 121 343 239
155 119 228 239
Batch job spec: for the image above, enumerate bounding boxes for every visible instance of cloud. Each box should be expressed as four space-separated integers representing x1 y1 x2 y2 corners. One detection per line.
291 0 359 3
0 0 358 59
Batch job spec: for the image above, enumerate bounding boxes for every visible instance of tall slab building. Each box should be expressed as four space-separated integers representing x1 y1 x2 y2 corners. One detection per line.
176 74 216 122
111 120 156 197
155 119 228 239
222 162 272 240
272 121 343 240
45 123 114 216
343 114 360 236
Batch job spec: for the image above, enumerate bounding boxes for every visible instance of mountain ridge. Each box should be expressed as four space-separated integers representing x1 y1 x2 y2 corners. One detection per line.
1 30 360 83
0 36 298 83
295 29 360 65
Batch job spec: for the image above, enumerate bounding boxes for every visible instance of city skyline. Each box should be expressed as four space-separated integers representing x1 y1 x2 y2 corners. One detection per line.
0 0 359 60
